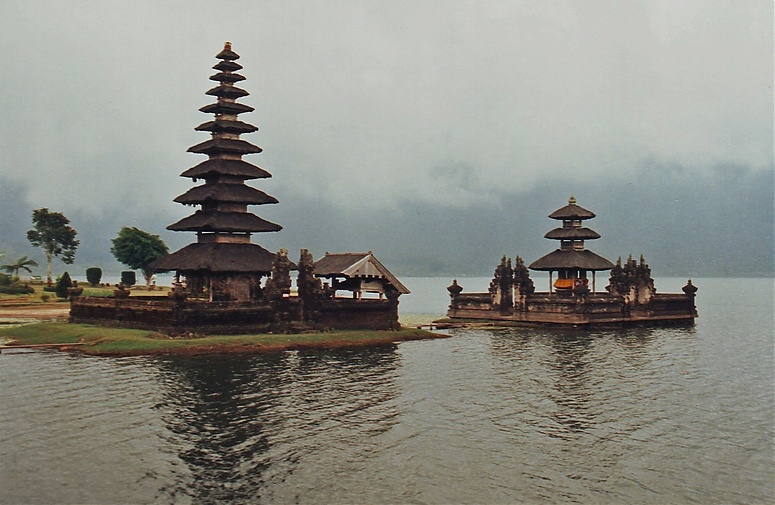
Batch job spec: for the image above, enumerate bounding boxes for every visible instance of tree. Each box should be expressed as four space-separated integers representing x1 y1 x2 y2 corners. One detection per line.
27 208 79 285
55 271 72 299
110 227 169 288
85 267 102 287
1 256 39 280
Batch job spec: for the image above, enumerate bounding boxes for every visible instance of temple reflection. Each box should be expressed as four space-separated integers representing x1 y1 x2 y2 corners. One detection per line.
149 346 401 503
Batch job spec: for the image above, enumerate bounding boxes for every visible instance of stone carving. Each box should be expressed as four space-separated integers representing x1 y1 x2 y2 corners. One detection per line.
490 255 513 311
607 254 655 305
297 248 323 322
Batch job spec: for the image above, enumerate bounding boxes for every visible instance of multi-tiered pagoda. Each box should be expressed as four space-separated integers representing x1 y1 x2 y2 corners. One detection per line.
150 42 281 301
528 196 614 293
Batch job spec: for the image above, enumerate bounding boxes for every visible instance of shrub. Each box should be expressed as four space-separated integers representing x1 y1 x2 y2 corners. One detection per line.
0 283 34 294
0 273 11 286
55 271 73 298
121 270 136 287
86 267 102 286
40 293 51 302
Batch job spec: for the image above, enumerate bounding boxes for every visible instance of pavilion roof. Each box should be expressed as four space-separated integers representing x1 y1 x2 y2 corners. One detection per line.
314 252 410 294
529 249 614 271
149 242 276 273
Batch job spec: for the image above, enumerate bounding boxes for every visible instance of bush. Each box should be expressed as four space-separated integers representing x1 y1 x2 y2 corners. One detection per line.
86 267 102 286
0 273 11 286
0 283 34 294
56 271 73 299
121 270 136 287
43 285 57 292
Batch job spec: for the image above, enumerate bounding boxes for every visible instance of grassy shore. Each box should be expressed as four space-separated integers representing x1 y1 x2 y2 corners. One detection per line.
0 322 445 356
0 282 170 303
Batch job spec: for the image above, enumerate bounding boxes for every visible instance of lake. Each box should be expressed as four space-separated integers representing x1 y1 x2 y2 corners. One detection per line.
1 277 772 504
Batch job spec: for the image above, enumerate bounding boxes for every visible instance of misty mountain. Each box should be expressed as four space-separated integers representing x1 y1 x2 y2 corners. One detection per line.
1 160 771 279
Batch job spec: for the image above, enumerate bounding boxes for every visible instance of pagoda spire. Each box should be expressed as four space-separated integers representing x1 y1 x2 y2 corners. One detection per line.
168 42 281 240
150 43 283 300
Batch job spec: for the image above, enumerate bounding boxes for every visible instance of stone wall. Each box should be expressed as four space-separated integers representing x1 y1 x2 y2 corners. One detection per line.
70 294 400 334
446 290 696 327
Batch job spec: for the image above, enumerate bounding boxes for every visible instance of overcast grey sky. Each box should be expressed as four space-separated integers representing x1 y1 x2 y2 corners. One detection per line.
0 1 772 276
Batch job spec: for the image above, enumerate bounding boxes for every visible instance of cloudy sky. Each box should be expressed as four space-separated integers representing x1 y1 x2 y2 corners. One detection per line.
0 1 772 278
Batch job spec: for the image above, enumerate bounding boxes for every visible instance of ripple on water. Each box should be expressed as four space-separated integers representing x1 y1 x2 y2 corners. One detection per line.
1 279 773 504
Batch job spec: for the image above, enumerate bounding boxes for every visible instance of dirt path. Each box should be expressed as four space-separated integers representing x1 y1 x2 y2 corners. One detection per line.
0 303 70 321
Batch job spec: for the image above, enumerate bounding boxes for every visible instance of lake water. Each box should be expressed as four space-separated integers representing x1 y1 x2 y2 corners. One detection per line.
1 278 772 504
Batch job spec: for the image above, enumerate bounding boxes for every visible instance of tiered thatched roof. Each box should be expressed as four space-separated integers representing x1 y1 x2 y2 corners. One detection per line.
529 197 613 272
150 42 281 274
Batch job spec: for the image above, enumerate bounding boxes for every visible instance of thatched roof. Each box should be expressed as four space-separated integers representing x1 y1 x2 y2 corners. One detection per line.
199 101 254 115
548 197 596 220
180 159 271 180
544 227 601 240
529 249 614 271
187 137 262 156
168 211 282 233
314 252 410 294
205 84 249 99
174 184 278 205
215 44 240 61
209 72 245 83
213 60 242 72
150 242 276 273
195 119 257 135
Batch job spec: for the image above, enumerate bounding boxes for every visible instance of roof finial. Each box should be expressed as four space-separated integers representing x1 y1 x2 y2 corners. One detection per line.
568 195 576 205
224 41 232 51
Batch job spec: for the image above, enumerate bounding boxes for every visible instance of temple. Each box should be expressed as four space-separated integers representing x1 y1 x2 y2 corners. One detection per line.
70 44 408 333
149 42 281 302
442 197 697 328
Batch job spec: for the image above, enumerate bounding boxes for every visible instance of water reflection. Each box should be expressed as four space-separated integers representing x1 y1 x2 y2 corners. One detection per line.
545 332 595 434
487 326 698 439
149 346 401 503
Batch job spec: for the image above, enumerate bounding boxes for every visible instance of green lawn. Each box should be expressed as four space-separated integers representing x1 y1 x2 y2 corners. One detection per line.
0 322 443 356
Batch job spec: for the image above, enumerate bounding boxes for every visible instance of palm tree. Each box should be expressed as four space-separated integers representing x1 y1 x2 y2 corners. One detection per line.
1 256 39 280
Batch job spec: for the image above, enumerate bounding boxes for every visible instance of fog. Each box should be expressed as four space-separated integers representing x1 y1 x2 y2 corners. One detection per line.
1 1 772 278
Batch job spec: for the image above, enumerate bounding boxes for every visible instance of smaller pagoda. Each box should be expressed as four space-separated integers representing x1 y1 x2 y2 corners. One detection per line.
150 42 282 302
441 196 698 328
528 196 614 294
